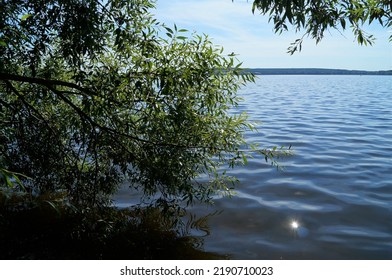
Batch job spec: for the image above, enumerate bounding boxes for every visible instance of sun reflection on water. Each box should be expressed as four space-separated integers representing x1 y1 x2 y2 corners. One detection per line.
291 220 299 229
289 219 309 238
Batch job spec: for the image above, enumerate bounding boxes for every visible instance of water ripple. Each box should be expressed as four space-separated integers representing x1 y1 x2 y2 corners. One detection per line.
201 75 392 259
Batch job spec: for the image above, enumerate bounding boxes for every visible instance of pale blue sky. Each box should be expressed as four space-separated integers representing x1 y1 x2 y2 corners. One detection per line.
153 0 392 71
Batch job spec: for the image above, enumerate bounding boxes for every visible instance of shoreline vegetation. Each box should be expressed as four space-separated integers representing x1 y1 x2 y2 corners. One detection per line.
245 68 392 75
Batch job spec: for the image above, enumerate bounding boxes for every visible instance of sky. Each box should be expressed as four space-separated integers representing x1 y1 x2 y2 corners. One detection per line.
153 0 392 71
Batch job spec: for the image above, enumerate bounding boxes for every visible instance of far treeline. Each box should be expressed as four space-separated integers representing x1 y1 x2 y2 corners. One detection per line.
246 68 392 75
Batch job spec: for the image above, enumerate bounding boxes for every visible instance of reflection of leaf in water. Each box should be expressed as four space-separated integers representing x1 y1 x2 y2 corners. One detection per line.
184 210 223 237
0 203 228 259
178 236 204 250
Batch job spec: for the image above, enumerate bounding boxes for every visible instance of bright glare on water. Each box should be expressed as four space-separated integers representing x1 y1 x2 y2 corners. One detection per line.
190 75 392 259
291 221 299 229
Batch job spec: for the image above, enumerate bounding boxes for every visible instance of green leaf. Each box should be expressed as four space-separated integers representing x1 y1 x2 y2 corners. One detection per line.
340 18 346 29
45 200 62 216
5 175 12 188
13 175 26 191
242 153 248 165
164 26 173 34
252 2 257 14
21 14 32 21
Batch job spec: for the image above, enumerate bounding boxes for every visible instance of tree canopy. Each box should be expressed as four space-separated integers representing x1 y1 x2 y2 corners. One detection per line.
1 0 257 212
250 0 392 53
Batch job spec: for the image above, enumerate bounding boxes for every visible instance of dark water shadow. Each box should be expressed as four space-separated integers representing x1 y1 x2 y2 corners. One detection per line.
0 198 228 259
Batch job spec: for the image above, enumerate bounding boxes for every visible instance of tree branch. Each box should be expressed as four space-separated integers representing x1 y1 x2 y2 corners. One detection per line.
1 73 222 151
0 72 97 96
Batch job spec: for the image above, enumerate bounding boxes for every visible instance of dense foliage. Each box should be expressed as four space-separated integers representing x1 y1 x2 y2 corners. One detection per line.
0 0 255 210
250 0 392 53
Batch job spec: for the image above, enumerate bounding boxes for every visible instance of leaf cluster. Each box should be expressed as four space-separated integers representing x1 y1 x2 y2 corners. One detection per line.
250 0 392 53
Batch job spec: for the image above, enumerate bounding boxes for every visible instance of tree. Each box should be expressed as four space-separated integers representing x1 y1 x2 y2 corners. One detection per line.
250 0 392 54
1 0 256 211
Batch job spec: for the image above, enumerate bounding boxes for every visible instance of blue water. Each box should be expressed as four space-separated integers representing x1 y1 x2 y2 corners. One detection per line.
114 75 392 259
190 75 392 259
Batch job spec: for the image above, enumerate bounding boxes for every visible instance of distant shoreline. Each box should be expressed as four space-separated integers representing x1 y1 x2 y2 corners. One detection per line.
245 68 392 75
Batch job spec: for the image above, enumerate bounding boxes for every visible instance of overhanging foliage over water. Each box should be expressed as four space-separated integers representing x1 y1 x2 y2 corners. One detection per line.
0 0 261 216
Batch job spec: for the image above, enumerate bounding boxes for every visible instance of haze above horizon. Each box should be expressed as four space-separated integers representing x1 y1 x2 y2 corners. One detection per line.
154 0 392 71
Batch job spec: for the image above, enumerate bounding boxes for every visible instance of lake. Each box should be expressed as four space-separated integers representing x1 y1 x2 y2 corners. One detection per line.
114 75 392 259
